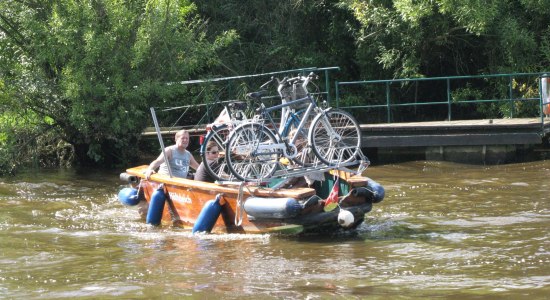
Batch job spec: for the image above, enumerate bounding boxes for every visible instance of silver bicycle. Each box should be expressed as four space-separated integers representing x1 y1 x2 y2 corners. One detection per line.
199 101 248 181
225 73 362 182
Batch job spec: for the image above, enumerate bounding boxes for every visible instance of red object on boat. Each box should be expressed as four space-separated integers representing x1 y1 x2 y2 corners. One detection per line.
324 176 339 207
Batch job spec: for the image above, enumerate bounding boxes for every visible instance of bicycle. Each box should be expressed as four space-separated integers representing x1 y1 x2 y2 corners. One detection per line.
275 73 322 167
225 73 362 182
199 101 248 181
200 74 318 181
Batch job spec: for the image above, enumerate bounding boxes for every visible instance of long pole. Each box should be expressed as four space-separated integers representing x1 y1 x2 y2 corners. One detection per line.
150 107 173 178
149 107 182 225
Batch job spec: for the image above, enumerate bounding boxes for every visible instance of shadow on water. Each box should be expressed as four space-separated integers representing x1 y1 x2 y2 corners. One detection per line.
269 217 429 244
280 218 476 245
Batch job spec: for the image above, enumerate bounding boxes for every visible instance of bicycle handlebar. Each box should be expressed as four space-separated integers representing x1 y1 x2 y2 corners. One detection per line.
247 72 319 101
245 77 275 100
278 72 318 88
260 77 275 89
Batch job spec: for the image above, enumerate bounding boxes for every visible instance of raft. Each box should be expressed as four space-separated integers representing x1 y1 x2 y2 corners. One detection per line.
118 165 385 234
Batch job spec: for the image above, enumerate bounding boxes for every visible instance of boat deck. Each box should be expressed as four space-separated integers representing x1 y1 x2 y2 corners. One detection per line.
126 165 317 199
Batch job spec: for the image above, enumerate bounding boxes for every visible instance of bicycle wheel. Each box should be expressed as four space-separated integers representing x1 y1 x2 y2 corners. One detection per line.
282 109 316 167
225 123 280 182
309 109 362 165
200 124 232 181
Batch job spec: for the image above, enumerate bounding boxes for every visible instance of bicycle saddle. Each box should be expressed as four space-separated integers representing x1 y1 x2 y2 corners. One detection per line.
246 90 267 100
228 101 247 110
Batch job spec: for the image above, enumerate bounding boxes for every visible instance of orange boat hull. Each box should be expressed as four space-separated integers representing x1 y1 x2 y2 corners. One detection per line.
123 165 380 234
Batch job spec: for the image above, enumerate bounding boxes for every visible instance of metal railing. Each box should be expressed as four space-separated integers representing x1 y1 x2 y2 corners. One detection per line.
152 66 340 130
335 72 550 126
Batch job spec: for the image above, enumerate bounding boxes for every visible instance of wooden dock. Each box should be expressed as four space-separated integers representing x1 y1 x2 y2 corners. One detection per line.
143 118 550 148
360 118 547 148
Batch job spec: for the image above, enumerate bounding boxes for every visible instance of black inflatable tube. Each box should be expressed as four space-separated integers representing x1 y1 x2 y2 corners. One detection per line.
120 172 138 184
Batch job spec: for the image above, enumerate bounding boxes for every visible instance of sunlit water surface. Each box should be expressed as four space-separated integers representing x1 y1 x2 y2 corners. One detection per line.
0 161 548 299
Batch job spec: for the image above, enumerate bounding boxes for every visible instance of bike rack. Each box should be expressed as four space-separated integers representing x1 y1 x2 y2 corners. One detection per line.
215 148 370 186
272 148 370 178
146 66 363 186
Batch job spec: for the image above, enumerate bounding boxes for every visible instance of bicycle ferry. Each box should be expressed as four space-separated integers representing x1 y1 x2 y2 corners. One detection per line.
118 68 385 234
118 165 384 234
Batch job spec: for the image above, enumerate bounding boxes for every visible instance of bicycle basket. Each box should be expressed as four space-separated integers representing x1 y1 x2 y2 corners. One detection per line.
280 83 309 110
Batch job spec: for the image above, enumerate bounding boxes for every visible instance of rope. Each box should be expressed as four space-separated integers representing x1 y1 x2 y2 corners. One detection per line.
234 181 246 226
136 181 142 198
234 181 257 226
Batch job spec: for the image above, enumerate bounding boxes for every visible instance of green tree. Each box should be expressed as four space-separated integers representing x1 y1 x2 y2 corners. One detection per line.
195 0 359 78
2 0 550 173
342 0 550 78
0 0 236 172
339 0 550 119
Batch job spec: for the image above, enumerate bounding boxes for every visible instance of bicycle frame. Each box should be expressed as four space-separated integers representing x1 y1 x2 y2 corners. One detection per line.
276 75 315 131
225 74 364 182
255 95 319 159
281 108 306 137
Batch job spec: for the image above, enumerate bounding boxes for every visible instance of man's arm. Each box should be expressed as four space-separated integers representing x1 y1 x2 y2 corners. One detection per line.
145 149 172 179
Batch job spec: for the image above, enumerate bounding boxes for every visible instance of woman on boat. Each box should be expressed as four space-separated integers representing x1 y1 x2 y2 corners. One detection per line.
144 129 199 179
194 141 220 182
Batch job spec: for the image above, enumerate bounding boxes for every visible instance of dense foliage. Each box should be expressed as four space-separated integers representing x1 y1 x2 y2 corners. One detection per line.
346 0 550 78
0 0 235 172
1 0 550 173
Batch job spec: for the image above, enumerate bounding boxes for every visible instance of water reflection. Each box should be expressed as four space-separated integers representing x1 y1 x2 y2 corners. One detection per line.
0 162 549 299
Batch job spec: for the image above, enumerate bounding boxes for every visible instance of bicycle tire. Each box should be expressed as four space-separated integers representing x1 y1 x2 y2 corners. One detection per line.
225 123 280 182
200 124 232 181
309 109 362 165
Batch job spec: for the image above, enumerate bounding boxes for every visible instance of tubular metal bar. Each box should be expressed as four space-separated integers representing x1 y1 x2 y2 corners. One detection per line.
150 107 173 178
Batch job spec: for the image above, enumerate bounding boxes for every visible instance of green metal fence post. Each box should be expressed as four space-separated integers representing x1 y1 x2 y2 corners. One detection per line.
447 78 452 121
540 76 544 126
509 75 514 118
335 81 340 108
325 69 331 106
386 82 391 123
542 74 550 127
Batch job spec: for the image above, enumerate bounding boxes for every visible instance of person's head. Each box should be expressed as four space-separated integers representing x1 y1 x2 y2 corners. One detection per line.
205 141 220 161
174 130 190 149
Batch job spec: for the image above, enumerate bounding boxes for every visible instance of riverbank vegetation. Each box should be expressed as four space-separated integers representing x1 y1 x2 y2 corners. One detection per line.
1 0 550 174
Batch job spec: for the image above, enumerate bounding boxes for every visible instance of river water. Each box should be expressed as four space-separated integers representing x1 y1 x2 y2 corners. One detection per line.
0 160 548 299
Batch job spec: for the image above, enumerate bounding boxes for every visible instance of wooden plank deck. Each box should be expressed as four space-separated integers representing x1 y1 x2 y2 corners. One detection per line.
142 118 550 148
361 118 543 130
361 118 546 147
